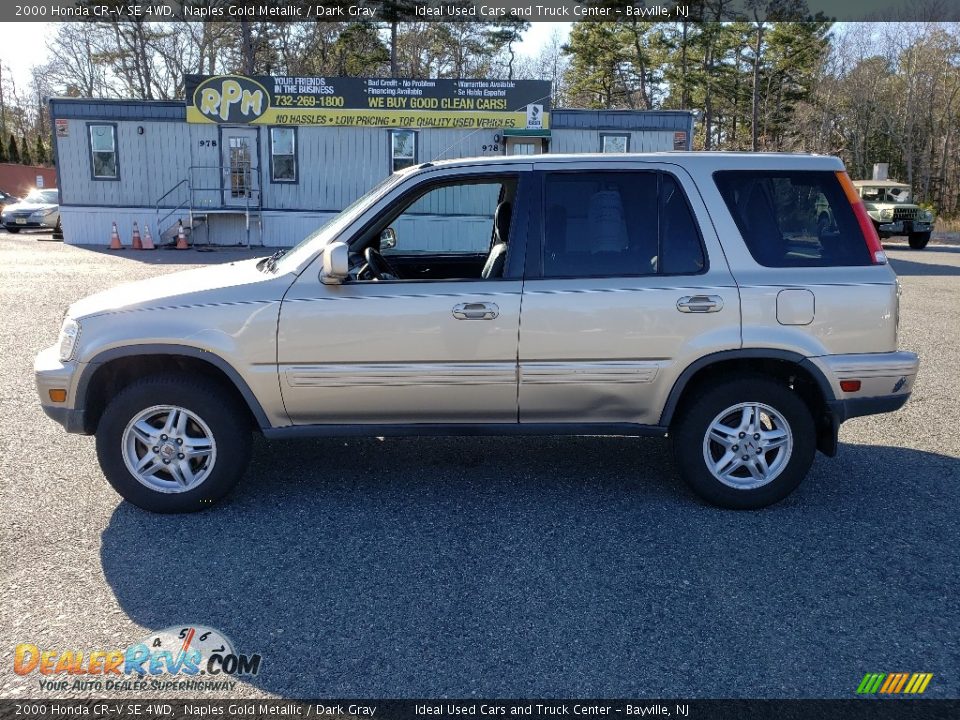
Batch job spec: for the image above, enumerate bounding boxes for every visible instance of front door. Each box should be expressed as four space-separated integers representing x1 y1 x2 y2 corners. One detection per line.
506 137 543 155
518 164 742 427
221 128 259 207
277 169 532 426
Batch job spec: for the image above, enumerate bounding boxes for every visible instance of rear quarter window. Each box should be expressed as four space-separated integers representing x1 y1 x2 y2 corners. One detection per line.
714 170 873 267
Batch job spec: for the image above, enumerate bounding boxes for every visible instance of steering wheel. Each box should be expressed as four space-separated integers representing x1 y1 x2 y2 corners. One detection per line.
360 246 398 281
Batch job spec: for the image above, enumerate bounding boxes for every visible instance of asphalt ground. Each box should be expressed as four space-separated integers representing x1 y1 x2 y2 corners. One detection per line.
0 228 958 700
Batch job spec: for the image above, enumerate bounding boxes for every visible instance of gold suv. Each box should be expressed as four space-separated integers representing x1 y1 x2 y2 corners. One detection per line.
36 153 919 512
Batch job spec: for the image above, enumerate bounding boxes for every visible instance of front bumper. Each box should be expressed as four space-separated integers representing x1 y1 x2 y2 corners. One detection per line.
876 220 904 235
875 220 932 237
35 345 89 434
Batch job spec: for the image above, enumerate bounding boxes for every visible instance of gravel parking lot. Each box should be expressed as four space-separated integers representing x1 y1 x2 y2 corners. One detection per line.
1 229 957 700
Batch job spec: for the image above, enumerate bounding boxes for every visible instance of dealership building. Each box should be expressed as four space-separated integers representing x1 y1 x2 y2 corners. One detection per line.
49 75 694 247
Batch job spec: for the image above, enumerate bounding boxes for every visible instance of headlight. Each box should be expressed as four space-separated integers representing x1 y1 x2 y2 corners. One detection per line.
921 210 934 222
58 318 81 362
31 208 56 221
880 208 893 220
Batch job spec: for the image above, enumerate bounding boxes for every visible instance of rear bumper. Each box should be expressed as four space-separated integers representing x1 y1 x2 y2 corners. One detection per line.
807 350 919 421
829 392 910 423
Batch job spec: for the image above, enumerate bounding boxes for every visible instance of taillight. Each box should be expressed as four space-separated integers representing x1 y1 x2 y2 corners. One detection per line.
836 170 887 265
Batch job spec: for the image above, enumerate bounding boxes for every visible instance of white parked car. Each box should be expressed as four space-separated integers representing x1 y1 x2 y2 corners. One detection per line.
2 188 61 236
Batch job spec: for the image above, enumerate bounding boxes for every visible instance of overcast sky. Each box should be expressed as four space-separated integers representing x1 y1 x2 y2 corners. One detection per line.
0 22 572 90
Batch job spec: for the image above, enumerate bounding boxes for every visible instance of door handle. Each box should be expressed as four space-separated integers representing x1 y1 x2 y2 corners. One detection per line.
677 295 723 313
452 302 499 320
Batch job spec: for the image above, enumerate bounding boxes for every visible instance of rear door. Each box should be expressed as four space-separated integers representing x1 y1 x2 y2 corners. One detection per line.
518 162 742 427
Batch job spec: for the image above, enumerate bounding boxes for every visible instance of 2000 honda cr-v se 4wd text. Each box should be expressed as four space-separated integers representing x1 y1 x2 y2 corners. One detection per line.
36 153 919 512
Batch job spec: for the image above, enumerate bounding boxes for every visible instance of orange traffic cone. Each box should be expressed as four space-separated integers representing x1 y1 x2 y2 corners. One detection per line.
108 221 123 250
175 220 189 250
131 222 143 250
141 223 156 250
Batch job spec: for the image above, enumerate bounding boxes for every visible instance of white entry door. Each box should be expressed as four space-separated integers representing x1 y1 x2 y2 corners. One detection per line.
221 128 259 207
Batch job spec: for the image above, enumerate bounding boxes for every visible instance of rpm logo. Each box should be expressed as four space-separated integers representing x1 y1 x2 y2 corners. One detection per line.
194 75 268 123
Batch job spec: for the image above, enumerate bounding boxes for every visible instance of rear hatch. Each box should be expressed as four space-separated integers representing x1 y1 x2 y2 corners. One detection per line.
713 168 898 356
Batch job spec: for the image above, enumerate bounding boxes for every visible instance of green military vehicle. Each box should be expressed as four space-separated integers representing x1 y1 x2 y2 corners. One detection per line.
851 180 934 249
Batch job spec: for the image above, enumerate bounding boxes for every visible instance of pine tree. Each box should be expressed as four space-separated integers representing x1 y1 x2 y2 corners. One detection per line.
7 134 19 164
20 136 33 165
34 135 47 165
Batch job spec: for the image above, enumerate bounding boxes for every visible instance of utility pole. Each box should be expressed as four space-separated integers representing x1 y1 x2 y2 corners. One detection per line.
0 62 7 140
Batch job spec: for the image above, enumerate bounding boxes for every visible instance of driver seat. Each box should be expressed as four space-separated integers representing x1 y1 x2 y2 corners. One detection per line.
481 201 512 279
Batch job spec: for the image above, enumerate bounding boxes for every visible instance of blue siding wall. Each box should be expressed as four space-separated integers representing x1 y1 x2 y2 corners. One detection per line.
50 98 695 246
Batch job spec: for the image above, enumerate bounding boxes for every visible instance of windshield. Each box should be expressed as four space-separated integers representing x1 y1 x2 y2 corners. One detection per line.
274 172 407 273
23 189 59 204
860 186 912 203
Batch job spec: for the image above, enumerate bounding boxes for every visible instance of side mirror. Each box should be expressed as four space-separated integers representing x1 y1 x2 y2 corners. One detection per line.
380 227 397 251
321 241 350 285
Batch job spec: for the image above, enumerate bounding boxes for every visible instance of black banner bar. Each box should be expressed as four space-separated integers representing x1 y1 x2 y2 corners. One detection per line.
4 0 960 23
1 700 959 720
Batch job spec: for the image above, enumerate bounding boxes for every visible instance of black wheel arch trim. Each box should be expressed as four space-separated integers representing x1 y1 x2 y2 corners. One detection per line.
77 344 272 430
659 349 837 427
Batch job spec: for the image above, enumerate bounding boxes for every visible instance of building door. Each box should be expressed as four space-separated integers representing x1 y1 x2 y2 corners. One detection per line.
221 128 259 207
506 137 542 155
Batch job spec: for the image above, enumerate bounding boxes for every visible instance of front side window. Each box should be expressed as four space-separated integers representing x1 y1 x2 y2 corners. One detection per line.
714 170 873 267
270 127 297 182
382 180 508 256
542 171 705 278
391 130 417 173
89 124 118 180
601 134 630 153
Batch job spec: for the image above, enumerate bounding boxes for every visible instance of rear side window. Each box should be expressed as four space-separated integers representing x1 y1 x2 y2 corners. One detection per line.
714 170 872 267
542 171 705 278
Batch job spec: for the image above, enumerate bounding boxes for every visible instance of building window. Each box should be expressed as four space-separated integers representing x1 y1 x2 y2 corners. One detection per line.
600 134 630 154
89 124 119 180
511 142 536 155
270 127 297 183
390 130 417 172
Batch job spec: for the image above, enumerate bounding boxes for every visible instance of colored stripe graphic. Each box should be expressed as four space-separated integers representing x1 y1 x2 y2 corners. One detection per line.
857 673 932 694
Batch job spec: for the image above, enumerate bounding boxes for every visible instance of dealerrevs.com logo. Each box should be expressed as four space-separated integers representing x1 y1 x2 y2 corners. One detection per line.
14 626 262 692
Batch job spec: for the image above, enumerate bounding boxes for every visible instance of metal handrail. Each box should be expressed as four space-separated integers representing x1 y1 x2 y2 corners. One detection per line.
154 162 265 247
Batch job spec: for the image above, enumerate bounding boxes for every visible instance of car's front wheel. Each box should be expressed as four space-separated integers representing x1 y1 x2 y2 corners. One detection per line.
5 226 20 234
95 375 251 512
908 231 931 249
672 376 816 509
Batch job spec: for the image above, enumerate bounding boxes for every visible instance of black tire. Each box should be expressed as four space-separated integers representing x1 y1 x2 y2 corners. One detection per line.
95 374 251 513
672 376 816 510
908 231 931 249
52 218 63 240
5 226 20 234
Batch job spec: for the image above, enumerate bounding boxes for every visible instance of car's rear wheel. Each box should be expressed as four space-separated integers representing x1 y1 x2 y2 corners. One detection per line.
95 375 251 513
908 231 931 249
672 376 816 509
